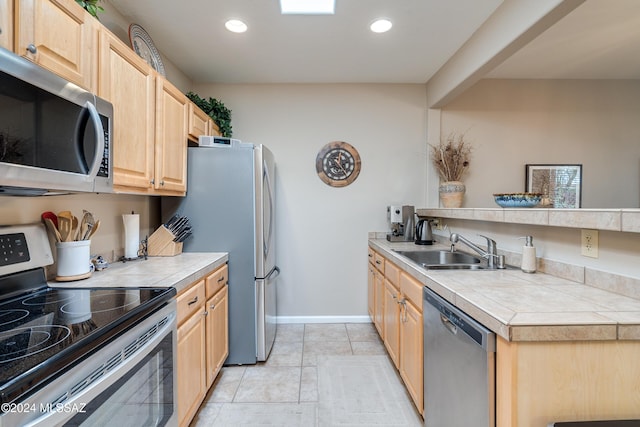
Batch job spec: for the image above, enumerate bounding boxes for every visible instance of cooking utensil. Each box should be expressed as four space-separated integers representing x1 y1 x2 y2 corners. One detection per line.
57 215 72 242
79 210 95 241
85 219 100 240
41 211 58 228
43 218 62 242
71 216 79 241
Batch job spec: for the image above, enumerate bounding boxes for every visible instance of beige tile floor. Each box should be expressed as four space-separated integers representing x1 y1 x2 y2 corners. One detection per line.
189 323 423 426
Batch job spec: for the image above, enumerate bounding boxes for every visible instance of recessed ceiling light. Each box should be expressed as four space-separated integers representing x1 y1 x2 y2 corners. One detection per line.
225 19 248 33
280 0 335 15
370 19 392 33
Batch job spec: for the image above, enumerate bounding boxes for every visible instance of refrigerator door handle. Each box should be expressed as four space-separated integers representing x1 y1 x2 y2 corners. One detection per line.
263 159 275 259
266 266 280 280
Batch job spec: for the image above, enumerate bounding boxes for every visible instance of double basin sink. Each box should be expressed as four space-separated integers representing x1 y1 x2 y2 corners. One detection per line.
394 250 485 270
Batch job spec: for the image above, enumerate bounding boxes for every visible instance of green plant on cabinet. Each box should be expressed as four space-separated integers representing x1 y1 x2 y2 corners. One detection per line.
186 92 233 137
75 0 103 19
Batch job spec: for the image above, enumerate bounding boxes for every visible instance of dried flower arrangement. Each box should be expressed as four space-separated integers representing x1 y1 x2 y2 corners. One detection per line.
430 132 472 182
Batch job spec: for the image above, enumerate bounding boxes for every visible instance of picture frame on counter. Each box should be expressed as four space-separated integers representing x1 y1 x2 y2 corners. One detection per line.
525 164 582 208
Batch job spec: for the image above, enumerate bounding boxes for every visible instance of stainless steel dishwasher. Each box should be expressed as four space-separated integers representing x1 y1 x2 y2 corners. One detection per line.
423 286 496 427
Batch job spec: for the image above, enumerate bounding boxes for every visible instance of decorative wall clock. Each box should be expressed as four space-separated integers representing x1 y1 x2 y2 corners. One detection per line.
316 141 361 187
129 24 166 77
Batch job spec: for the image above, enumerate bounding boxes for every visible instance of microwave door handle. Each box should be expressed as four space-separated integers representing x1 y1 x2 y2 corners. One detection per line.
84 101 105 180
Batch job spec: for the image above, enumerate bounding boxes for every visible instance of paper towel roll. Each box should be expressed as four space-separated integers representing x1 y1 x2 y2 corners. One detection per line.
123 214 139 259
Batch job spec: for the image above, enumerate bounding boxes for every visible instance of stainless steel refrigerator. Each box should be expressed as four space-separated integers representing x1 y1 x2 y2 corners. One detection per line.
162 138 278 365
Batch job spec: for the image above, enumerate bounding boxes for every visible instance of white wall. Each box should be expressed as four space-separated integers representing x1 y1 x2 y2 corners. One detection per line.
439 79 640 208
192 83 428 320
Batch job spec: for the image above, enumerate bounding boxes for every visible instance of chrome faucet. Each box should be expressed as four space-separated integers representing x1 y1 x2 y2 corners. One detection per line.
449 233 506 269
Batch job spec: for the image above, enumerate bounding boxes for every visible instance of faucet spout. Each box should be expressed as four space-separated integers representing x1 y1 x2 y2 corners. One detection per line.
449 233 505 269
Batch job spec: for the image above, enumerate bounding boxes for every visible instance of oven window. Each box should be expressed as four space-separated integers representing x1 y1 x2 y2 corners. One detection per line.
63 333 173 427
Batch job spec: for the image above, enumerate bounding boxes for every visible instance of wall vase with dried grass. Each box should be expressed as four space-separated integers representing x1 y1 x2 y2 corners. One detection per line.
430 133 472 208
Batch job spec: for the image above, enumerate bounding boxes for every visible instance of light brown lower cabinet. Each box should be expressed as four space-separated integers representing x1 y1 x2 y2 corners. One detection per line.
177 264 229 427
368 247 424 415
497 338 640 426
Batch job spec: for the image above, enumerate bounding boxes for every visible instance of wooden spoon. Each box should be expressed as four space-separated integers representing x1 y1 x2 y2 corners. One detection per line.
57 215 72 242
43 218 62 242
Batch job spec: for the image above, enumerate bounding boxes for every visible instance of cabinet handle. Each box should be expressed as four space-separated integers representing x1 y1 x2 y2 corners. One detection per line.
210 303 216 309
187 296 198 305
150 178 155 185
203 310 208 317
26 44 37 54
217 276 225 283
160 180 165 186
375 260 381 265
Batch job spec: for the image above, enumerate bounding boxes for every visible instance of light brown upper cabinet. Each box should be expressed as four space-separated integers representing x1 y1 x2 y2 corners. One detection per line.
0 0 12 50
15 0 97 91
188 102 209 143
155 78 188 195
99 30 156 192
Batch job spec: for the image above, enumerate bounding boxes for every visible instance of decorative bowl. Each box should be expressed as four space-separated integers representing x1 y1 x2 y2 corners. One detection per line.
493 193 542 208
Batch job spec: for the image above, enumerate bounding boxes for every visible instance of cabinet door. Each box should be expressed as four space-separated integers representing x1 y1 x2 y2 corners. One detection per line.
188 102 209 143
400 300 424 414
383 279 400 368
177 308 206 427
374 270 384 337
0 0 12 50
367 262 375 320
207 118 221 136
205 286 228 388
99 31 155 192
16 0 97 90
155 78 188 194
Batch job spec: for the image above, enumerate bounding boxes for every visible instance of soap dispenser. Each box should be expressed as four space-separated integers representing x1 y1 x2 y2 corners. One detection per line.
520 236 537 273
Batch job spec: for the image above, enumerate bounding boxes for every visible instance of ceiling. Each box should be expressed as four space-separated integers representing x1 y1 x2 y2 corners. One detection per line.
107 0 640 84
107 0 502 84
487 0 640 79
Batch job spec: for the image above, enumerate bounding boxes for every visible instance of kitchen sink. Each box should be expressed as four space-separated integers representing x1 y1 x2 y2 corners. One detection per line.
394 250 485 270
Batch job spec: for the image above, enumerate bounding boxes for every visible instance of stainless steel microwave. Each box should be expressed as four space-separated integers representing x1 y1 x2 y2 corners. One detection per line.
0 47 113 195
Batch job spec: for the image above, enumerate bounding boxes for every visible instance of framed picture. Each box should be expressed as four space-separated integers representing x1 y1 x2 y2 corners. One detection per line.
525 164 582 208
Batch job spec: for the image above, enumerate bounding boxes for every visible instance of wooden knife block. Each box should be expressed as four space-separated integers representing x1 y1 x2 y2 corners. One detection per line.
148 225 183 256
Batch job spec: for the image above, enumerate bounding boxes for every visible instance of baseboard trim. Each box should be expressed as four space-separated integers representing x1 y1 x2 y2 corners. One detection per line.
276 315 372 324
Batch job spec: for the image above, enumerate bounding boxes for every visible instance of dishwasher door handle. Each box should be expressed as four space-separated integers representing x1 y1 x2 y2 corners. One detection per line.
440 314 458 335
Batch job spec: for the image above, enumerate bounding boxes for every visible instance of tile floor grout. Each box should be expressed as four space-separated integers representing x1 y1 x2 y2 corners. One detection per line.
189 323 422 426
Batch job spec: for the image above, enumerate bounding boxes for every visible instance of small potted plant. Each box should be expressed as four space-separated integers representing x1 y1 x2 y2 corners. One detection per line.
430 132 472 208
75 0 103 19
186 92 233 138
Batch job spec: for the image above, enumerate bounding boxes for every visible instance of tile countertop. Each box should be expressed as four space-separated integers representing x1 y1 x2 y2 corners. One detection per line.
49 252 228 294
369 239 640 342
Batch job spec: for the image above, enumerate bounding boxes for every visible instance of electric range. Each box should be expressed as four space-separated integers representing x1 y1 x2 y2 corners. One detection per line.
0 224 176 426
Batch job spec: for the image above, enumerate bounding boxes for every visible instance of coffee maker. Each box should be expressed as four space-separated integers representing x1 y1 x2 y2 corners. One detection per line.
386 205 415 242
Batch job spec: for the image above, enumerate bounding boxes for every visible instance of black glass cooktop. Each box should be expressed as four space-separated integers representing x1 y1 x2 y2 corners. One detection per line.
0 268 175 404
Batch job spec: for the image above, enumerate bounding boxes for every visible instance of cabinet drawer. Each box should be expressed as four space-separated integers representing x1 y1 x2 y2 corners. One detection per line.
400 272 423 311
177 280 205 326
206 264 228 298
368 247 375 263
385 261 400 287
373 252 385 274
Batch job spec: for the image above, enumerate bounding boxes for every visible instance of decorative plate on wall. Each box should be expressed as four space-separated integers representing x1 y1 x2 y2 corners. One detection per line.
129 24 166 77
316 141 362 187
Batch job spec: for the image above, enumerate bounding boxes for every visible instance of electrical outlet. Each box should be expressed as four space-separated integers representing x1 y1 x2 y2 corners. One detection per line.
432 218 444 230
581 229 599 258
